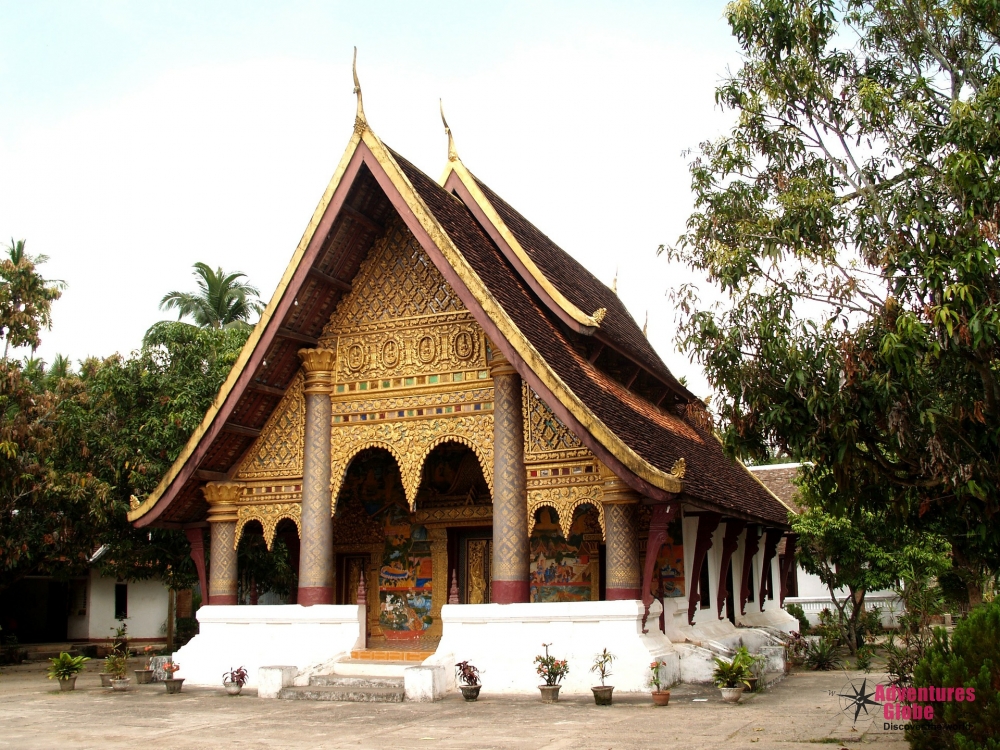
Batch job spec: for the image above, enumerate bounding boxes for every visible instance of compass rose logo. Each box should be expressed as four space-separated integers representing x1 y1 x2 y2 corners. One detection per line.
837 677 881 724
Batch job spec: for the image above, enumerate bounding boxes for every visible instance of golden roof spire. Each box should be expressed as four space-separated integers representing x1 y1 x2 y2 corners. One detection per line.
643 311 648 338
612 267 618 295
352 47 366 133
439 99 459 162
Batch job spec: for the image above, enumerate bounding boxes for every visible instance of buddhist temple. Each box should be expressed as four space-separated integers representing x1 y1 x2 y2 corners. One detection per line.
128 63 797 697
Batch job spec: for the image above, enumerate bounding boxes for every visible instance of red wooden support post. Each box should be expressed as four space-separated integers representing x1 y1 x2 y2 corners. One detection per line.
716 520 746 620
740 525 761 615
758 528 783 610
184 527 208 603
687 513 721 626
640 502 677 630
779 533 798 606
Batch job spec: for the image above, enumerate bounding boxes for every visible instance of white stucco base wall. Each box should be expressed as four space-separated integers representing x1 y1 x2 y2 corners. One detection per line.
172 605 365 688
426 600 679 695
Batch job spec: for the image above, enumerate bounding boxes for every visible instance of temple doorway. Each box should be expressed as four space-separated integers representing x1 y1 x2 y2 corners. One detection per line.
452 529 492 604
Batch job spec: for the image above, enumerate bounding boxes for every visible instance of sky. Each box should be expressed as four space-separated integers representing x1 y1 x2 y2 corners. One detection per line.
0 1 742 398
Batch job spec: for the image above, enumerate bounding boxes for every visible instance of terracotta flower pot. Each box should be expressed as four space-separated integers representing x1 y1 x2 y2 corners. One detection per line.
538 685 561 703
720 686 745 704
592 686 614 705
58 677 77 692
164 678 184 694
746 676 759 693
134 669 154 685
651 690 671 706
111 678 130 692
459 684 481 701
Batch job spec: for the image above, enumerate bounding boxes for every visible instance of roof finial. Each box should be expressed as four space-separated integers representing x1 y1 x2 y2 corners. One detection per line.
611 267 619 295
439 99 459 162
643 311 648 338
352 47 366 133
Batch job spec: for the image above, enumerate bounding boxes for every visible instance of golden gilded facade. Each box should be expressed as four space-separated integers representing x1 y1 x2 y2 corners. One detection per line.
227 217 625 601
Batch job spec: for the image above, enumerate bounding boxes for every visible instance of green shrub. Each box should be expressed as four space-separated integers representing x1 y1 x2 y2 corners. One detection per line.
855 644 874 672
784 602 811 633
907 601 1000 750
804 638 842 671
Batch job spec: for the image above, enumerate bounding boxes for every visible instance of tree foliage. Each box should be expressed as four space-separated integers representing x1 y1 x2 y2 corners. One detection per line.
793 470 951 653
665 0 1000 594
157 262 263 331
0 240 63 358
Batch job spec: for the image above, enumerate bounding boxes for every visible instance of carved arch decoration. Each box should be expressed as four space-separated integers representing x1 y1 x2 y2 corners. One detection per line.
329 415 494 513
234 502 302 550
527 485 606 541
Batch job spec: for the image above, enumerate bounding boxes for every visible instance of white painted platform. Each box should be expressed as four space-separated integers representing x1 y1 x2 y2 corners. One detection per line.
425 599 680 695
172 604 365 688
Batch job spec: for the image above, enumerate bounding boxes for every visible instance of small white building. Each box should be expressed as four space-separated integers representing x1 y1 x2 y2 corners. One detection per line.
66 569 171 642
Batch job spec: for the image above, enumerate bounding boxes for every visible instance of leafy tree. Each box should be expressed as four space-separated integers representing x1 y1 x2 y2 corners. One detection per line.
157 262 263 331
793 471 951 654
665 0 1000 600
0 240 63 359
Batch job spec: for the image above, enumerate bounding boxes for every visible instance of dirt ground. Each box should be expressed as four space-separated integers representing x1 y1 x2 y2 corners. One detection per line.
0 660 912 750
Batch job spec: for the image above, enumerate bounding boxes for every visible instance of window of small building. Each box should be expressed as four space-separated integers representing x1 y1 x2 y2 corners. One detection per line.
699 560 711 609
114 582 128 620
779 554 798 597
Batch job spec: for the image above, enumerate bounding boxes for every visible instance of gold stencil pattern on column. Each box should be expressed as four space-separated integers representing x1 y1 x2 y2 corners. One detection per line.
235 373 305 480
605 502 641 589
491 371 528 582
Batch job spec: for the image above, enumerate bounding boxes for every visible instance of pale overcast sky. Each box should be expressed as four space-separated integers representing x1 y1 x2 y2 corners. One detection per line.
1 1 740 397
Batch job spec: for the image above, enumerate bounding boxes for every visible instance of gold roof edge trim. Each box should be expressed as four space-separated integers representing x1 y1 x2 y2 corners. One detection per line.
439 157 605 329
128 127 366 523
369 132 682 494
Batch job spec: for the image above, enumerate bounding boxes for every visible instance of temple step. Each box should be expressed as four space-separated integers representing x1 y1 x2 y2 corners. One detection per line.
309 674 404 689
278 685 404 703
331 659 410 678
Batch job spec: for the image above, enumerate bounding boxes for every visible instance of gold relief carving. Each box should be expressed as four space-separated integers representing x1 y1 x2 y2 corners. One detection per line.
322 217 466 336
468 540 488 604
415 504 492 526
329 416 494 512
381 339 400 368
234 503 301 550
671 458 686 479
527 485 606 540
235 374 305 480
332 388 493 418
334 320 485 381
523 384 591 460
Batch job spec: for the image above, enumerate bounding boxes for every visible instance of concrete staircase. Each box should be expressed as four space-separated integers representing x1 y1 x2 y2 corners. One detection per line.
278 659 407 703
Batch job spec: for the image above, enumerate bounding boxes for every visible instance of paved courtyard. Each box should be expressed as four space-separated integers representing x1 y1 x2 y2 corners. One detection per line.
0 661 909 749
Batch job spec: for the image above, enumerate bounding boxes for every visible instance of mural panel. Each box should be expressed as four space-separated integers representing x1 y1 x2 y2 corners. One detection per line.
529 506 601 602
655 518 685 598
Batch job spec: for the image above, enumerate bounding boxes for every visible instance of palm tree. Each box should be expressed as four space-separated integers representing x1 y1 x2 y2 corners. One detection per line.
159 262 263 330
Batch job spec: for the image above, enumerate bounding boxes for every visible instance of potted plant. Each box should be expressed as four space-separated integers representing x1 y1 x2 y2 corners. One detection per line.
163 661 183 693
712 655 751 703
107 653 131 692
223 666 249 696
649 659 671 706
455 660 481 701
732 646 764 692
590 649 615 705
47 652 90 692
134 645 156 684
534 643 568 702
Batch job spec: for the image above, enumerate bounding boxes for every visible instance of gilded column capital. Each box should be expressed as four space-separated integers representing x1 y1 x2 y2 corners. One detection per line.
298 348 337 394
488 347 517 378
601 476 641 505
203 481 243 523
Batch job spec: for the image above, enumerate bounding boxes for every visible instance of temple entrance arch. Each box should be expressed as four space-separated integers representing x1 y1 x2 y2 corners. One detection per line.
412 441 492 623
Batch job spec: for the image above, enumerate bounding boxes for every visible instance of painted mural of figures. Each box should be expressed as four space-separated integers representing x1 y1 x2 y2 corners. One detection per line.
529 507 595 603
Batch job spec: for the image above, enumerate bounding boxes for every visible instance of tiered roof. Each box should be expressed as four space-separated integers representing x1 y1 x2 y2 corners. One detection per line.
128 97 793 529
